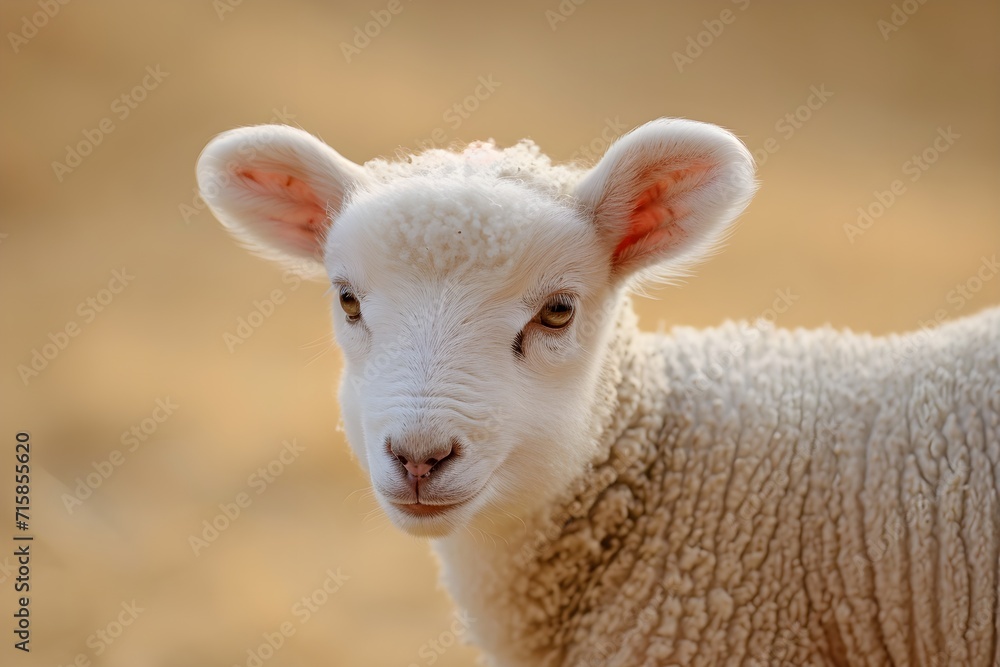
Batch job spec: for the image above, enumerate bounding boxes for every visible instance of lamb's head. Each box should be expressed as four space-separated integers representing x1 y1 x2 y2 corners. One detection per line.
197 119 755 537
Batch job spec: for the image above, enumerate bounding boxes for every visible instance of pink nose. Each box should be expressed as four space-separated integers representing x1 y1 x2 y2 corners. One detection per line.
387 439 456 480
403 458 438 478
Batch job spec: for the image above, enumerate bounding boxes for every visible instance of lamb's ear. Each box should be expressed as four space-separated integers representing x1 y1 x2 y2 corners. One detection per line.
196 125 368 270
574 118 756 279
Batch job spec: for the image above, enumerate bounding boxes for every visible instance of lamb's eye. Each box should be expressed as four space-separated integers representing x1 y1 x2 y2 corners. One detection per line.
538 295 574 329
339 286 361 321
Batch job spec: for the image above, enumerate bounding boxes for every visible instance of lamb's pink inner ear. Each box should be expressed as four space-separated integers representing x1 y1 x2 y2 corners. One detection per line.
611 163 708 263
237 167 329 253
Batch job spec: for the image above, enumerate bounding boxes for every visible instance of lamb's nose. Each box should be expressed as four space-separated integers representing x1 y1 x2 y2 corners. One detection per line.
387 438 455 479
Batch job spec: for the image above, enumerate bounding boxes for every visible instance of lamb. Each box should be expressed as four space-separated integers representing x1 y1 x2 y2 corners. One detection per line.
196 118 1000 666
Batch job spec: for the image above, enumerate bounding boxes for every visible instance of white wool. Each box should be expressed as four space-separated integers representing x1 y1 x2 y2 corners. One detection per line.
335 175 557 274
365 139 584 197
197 118 999 666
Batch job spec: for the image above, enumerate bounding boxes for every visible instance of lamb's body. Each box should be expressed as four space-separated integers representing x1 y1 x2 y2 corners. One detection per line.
197 118 1000 667
439 304 1000 666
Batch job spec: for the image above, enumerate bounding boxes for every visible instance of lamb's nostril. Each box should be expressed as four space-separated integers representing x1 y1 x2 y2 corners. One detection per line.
395 443 455 480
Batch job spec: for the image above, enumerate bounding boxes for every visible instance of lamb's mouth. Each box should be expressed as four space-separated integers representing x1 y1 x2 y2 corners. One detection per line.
385 474 493 522
391 500 465 518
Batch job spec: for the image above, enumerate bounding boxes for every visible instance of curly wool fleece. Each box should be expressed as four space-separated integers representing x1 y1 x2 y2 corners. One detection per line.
437 303 1000 666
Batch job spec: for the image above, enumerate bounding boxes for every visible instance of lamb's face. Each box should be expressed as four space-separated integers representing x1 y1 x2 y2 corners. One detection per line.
197 119 755 538
327 177 615 535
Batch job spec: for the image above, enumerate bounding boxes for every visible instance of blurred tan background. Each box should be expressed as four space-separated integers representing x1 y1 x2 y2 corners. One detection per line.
1 1 998 665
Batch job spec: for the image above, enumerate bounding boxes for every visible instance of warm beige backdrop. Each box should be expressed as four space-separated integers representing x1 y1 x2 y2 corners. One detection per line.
1 1 998 665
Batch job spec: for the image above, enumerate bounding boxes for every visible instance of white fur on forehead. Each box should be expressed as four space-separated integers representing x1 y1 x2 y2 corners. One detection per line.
324 140 595 276
331 172 584 276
